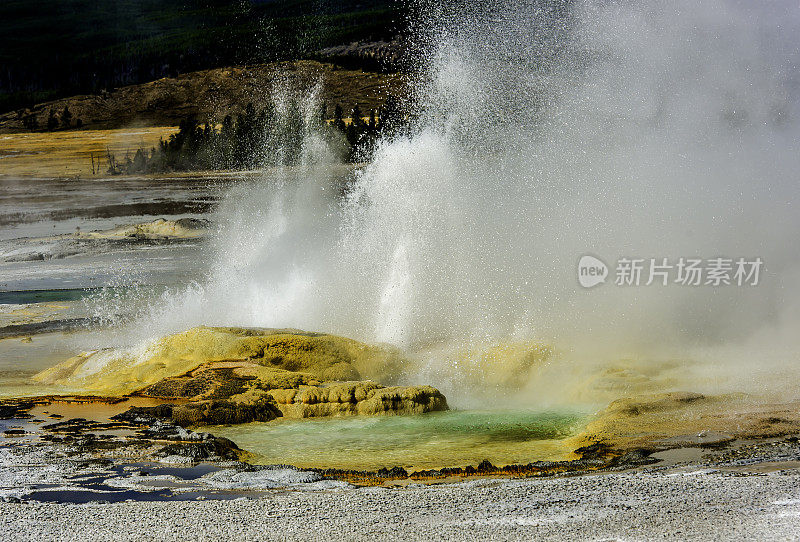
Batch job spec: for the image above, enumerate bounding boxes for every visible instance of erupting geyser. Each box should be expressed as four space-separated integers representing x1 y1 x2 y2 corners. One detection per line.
92 0 800 407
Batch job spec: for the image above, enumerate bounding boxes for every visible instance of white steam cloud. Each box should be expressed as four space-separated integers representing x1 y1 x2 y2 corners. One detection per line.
105 0 800 405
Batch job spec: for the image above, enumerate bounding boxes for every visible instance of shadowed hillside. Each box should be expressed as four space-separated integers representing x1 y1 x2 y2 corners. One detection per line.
0 0 404 114
0 61 407 133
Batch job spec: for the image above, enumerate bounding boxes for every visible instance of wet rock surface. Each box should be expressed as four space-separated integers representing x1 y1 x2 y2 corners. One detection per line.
0 400 36 419
114 399 282 427
0 398 248 464
0 434 345 505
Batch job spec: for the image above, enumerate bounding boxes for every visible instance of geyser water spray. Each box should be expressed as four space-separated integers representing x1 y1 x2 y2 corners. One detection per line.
110 0 800 406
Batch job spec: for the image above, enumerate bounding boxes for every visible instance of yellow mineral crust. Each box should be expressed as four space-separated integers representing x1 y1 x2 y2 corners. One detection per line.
32 326 447 420
568 391 800 455
34 326 409 395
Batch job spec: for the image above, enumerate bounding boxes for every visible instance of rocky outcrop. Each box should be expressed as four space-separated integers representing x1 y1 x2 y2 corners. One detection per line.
36 327 448 425
40 409 248 460
132 361 446 422
34 326 410 395
267 382 447 418
116 399 282 427
569 391 800 456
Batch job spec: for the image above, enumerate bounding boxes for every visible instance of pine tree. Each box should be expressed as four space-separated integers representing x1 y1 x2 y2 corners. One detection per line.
132 148 147 173
47 109 58 131
23 113 38 130
368 109 377 131
234 103 257 167
351 104 364 129
61 105 72 128
319 102 327 124
332 104 345 132
380 95 403 135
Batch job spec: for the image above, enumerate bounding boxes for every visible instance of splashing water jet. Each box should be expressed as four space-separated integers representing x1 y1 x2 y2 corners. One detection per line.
88 0 800 409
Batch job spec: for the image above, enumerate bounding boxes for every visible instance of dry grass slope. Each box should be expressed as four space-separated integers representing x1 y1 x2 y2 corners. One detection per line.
0 61 406 133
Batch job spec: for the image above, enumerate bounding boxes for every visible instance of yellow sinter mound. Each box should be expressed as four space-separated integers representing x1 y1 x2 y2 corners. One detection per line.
34 326 408 396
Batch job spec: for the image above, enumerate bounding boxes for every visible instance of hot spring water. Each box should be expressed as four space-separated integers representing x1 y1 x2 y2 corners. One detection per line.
211 410 582 471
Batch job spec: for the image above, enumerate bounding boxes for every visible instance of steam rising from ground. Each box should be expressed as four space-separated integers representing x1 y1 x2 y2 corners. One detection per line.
108 0 800 406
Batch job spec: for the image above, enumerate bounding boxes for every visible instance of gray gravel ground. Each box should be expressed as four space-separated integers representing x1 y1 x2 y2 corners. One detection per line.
2 468 800 541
